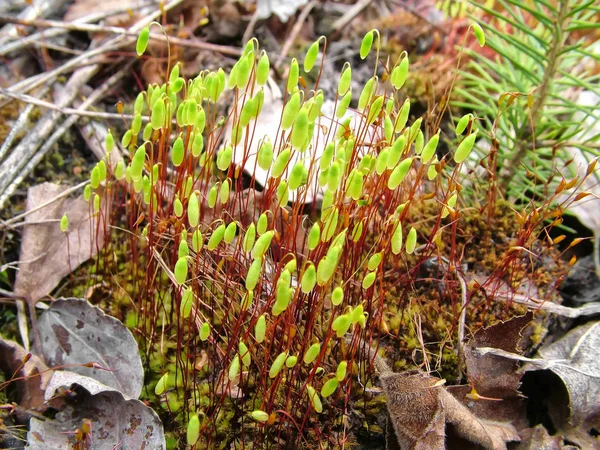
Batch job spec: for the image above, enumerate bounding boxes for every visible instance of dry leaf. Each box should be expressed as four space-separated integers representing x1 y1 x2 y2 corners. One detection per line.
256 0 309 22
14 183 105 303
28 371 165 449
513 425 573 450
35 298 144 399
521 321 600 448
0 338 51 417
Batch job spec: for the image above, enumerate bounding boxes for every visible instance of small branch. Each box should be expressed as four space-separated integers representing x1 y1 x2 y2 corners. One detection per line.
0 87 141 120
330 0 372 31
276 0 318 68
0 14 242 57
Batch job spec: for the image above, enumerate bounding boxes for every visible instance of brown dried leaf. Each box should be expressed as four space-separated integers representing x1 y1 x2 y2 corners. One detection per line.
381 370 445 449
464 312 533 399
13 183 105 303
513 425 571 450
0 338 51 416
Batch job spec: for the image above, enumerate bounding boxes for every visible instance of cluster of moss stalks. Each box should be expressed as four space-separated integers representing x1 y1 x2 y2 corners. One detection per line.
74 26 570 448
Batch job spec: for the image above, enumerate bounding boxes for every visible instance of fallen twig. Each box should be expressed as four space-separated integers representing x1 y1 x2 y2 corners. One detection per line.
276 0 318 68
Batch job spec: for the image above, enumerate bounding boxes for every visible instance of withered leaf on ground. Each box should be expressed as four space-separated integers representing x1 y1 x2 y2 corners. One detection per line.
0 338 51 416
27 371 165 449
35 298 144 399
14 183 105 303
447 313 532 430
522 321 600 448
513 425 575 450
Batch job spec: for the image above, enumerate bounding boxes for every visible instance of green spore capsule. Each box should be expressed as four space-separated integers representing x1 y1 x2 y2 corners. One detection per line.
269 351 288 378
98 160 107 182
172 136 185 166
131 114 142 135
257 52 270 85
307 385 323 413
60 214 68 232
224 222 237 244
376 147 390 175
134 93 145 115
289 162 308 190
336 361 348 381
410 117 423 141
251 410 269 423
455 113 471 135
257 213 268 234
187 414 200 446
320 142 335 170
304 39 320 72
84 185 92 201
192 230 203 252
395 99 410 133
350 304 364 324
257 138 273 171
358 76 376 111
136 27 150 56
246 257 262 291
387 157 413 190
346 169 363 200
367 252 382 271
271 148 291 179
217 145 233 171
301 263 317 293
309 91 324 122
191 133 204 157
327 161 341 192
195 108 206 134
241 289 253 311
239 96 255 127
243 223 256 252
93 193 101 213
236 55 252 90
178 240 189 259
188 193 199 227
90 166 100 189
391 221 403 255
391 56 409 90
336 89 352 119
405 227 417 254
176 103 185 127
472 22 485 46
105 131 115 153
384 115 393 142
331 286 344 306
338 64 351 96
291 109 309 149
185 99 198 125
174 257 188 285
362 271 376 289
114 160 125 180
421 132 440 164
285 355 298 368
387 135 406 169
180 287 194 319
332 314 351 337
322 208 339 242
207 185 217 208
239 341 251 367
286 59 299 94
352 221 363 242
252 230 275 259
454 131 477 163
207 223 226 250
308 223 320 250
228 355 240 381
427 158 439 180
303 343 321 364
143 123 153 141
220 179 230 204
360 30 374 59
183 176 194 200
282 92 301 130
151 99 165 130
321 378 339 398
255 314 266 343
200 322 210 341
277 181 289 207
155 373 169 395
367 95 384 124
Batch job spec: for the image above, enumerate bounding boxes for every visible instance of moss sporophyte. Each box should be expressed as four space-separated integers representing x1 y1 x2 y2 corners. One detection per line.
76 24 580 447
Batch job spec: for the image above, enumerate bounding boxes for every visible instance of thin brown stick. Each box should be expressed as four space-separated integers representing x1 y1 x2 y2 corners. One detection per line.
0 14 242 57
276 0 318 68
0 87 141 120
